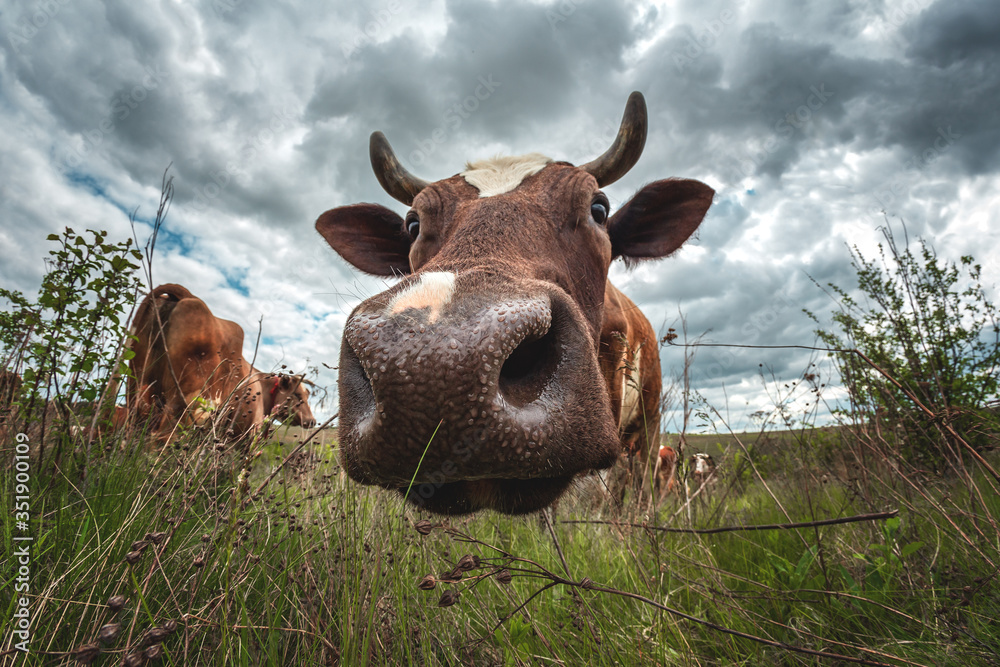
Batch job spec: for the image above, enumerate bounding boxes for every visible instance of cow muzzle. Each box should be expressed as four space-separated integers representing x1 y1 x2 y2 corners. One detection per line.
337 280 619 514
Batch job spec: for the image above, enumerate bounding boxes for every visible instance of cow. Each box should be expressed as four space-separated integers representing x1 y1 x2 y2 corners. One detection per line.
688 452 717 490
653 445 678 505
116 284 264 440
316 92 714 514
250 367 318 428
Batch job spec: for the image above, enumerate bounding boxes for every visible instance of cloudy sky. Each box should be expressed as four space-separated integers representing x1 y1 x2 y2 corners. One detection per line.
1 0 998 431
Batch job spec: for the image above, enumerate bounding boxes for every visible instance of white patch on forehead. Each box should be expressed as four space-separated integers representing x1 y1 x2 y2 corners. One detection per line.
461 153 552 197
387 271 456 323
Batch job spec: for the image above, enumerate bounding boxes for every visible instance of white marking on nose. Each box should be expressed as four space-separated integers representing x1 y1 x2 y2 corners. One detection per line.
387 271 456 323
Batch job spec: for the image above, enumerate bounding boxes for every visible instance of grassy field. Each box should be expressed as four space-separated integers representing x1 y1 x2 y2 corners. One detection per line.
1 416 999 666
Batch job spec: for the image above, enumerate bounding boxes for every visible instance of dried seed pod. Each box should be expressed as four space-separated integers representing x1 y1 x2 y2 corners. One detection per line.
124 550 143 565
160 619 178 635
145 532 167 545
144 643 164 660
123 651 146 667
130 539 149 552
417 575 437 591
145 627 170 643
97 622 121 644
193 554 205 568
496 569 513 585
580 577 595 590
107 595 127 612
437 589 459 607
74 642 101 664
440 569 463 583
456 554 480 571
414 520 433 535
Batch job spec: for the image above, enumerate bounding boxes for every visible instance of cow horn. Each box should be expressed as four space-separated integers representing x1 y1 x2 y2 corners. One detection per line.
581 91 648 187
370 131 431 205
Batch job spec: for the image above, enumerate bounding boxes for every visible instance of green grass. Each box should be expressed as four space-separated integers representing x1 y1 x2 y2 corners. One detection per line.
2 418 999 666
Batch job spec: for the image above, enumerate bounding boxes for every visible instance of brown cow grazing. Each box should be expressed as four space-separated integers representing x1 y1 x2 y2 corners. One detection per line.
118 284 263 440
653 445 678 505
252 368 317 428
317 92 713 514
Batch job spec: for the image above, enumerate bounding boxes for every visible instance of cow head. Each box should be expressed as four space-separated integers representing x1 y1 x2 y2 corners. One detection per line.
317 92 713 514
266 374 317 428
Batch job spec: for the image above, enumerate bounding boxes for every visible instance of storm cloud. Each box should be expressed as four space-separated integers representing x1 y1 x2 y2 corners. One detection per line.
1 0 997 430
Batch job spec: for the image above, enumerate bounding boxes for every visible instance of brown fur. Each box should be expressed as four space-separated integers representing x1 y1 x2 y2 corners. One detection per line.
317 140 713 515
251 368 317 428
599 283 663 496
653 445 678 505
118 284 263 441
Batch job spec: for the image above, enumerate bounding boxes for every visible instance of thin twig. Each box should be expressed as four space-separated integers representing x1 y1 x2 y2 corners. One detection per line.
561 509 899 534
580 579 916 666
182 613 338 653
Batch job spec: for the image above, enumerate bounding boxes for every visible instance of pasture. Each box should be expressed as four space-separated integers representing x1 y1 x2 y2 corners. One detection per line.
2 414 998 666
2 199 998 665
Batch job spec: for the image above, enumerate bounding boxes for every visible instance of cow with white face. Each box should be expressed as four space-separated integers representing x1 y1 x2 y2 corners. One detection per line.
689 452 717 489
317 92 714 514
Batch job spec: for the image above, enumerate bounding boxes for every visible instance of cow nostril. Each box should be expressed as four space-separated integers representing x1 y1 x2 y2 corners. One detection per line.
501 334 548 380
340 338 376 424
499 327 558 407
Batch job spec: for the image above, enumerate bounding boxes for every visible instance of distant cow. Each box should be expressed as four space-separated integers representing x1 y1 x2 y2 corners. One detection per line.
688 453 717 489
117 284 265 440
653 445 678 505
317 92 713 514
251 367 317 428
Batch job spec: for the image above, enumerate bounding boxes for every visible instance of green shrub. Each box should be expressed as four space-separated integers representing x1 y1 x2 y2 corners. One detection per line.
0 227 142 458
809 222 1000 469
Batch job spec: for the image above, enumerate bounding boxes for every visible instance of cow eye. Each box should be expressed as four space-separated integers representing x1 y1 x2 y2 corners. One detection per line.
405 213 420 239
590 199 609 225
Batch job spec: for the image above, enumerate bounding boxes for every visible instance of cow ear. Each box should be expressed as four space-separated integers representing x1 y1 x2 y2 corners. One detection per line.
608 178 714 262
316 204 412 276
